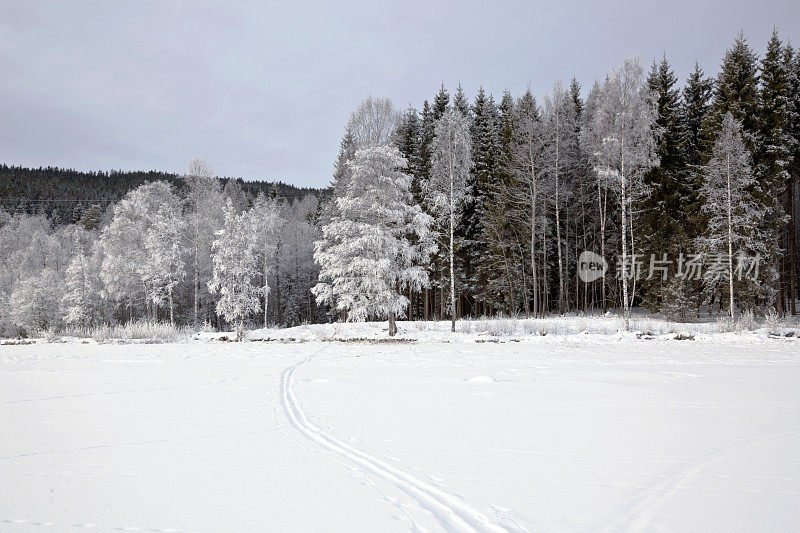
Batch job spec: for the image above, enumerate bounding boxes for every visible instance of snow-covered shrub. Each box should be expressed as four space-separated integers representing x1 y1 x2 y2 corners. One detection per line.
457 320 473 334
764 308 781 333
716 315 735 333
89 320 191 343
736 309 757 331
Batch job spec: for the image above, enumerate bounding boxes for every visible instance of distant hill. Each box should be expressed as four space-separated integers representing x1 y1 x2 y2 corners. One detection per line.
0 164 328 223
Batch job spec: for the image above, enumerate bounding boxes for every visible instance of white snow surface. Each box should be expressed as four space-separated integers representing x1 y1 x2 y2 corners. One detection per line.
2 323 800 531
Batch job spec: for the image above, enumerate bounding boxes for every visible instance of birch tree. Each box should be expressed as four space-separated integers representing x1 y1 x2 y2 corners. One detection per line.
584 57 659 329
184 158 224 327
245 194 284 328
427 106 472 331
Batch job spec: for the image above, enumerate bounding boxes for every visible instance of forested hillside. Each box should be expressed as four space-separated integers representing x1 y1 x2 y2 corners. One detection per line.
0 164 324 223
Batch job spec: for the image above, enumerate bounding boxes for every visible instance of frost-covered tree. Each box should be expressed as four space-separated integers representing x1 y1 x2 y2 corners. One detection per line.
513 89 545 316
100 181 183 322
184 158 225 326
10 269 61 334
62 228 103 328
208 200 261 340
426 106 472 331
245 194 284 328
145 200 186 325
584 57 660 329
347 96 398 149
313 145 435 336
697 113 768 318
542 81 578 314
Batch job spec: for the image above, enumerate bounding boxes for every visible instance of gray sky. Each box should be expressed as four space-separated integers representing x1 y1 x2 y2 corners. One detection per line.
1 0 798 188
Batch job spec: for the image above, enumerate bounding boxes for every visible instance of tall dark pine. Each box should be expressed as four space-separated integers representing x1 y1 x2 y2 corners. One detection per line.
787 46 800 314
641 56 689 310
463 88 500 315
701 32 761 156
759 30 794 313
453 82 470 116
480 90 521 313
432 84 450 121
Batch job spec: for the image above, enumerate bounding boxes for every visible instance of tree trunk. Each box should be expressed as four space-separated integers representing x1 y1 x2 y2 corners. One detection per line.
620 134 630 330
726 153 735 321
388 309 397 337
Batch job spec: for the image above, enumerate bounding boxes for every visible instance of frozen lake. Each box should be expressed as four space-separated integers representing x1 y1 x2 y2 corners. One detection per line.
2 338 799 531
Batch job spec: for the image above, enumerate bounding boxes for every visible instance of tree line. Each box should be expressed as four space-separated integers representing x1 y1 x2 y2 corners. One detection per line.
2 30 799 337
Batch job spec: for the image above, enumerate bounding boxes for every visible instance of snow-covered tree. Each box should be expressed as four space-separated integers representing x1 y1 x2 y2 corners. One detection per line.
347 96 398 149
208 199 260 340
184 158 225 326
426 106 472 331
10 269 61 334
100 181 183 322
542 81 579 314
245 194 284 328
61 228 103 328
313 145 435 336
584 56 660 329
697 113 768 318
145 201 186 325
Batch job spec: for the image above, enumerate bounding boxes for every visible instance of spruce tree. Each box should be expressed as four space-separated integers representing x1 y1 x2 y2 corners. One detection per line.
464 88 500 315
701 32 761 156
641 56 689 310
758 30 793 312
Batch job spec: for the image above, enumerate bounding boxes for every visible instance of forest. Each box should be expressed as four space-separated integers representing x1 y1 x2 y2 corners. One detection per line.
2 30 799 338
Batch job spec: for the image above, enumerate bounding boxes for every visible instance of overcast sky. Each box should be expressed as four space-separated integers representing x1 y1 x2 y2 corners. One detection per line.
1 1 798 188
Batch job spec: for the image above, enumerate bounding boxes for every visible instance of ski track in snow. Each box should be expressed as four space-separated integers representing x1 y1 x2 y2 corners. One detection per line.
279 350 515 533
600 431 800 531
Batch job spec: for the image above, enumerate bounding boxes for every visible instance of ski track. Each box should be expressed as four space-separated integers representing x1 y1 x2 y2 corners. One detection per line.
279 351 514 533
602 432 800 531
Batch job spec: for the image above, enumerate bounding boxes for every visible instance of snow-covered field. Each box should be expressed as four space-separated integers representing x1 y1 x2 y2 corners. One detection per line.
2 325 800 531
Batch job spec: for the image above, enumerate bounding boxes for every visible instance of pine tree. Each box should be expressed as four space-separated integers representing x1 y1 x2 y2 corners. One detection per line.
312 146 435 336
432 84 450 121
464 88 500 314
641 56 689 310
681 63 714 237
481 90 523 314
702 32 760 156
758 30 793 313
453 82 470 116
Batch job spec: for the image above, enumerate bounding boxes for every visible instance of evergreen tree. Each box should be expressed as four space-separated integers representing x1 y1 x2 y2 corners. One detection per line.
464 88 500 314
432 84 450 121
702 32 761 155
758 30 793 312
453 82 470 116
640 56 690 310
481 90 524 313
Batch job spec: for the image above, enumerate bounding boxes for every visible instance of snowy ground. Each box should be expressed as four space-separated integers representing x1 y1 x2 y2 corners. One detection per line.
2 326 800 531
